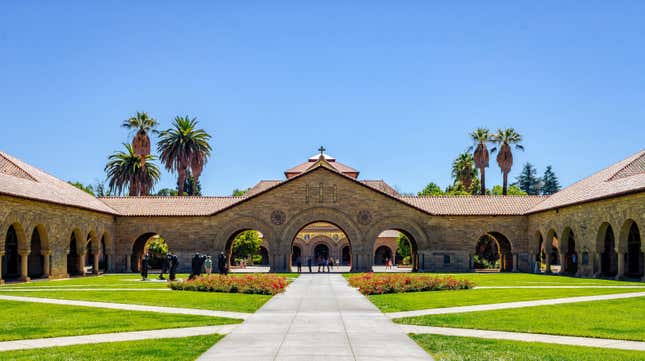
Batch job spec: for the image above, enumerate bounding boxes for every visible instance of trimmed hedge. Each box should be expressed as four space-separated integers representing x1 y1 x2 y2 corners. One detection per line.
347 273 474 295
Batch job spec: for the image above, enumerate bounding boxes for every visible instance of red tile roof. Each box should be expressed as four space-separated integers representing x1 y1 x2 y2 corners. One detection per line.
0 151 117 214
285 154 359 178
99 196 244 216
401 195 547 215
527 149 645 213
361 180 400 197
245 180 282 197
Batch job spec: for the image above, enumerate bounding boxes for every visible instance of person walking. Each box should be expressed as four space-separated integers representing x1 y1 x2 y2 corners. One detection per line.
296 256 302 273
307 257 313 273
325 257 330 272
141 253 150 281
168 253 179 281
204 256 213 275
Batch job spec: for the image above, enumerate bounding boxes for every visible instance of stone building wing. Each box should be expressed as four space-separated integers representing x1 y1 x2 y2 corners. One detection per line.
527 149 645 213
0 151 117 214
99 196 244 216
401 195 546 215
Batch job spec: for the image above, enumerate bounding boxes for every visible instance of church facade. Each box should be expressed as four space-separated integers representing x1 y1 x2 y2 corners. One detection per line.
1 149 643 283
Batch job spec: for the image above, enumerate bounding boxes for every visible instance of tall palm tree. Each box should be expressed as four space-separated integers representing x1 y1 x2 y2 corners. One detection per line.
451 152 478 192
105 143 161 196
491 128 524 195
121 112 158 162
469 128 491 195
157 116 212 196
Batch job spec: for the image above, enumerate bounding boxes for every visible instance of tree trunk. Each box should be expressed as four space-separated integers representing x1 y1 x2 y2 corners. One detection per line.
502 172 508 195
177 169 186 196
480 166 486 195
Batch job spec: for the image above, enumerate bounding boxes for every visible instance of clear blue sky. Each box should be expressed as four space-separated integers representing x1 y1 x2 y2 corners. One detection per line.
1 2 643 195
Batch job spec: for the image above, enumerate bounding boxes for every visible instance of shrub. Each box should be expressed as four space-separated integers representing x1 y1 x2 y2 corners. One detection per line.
169 274 288 295
347 273 474 295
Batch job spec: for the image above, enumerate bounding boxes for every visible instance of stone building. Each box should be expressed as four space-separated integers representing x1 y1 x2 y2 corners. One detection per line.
0 148 643 283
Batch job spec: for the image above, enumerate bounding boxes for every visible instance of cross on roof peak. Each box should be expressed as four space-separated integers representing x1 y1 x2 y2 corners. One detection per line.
318 146 326 156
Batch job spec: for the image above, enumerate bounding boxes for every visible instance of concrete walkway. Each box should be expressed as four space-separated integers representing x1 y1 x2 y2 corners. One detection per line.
0 325 238 352
198 274 433 361
399 325 645 351
0 295 250 320
386 291 645 319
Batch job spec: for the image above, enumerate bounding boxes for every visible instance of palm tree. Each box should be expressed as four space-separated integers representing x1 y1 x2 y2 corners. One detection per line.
121 112 158 161
469 128 492 195
451 152 478 192
105 143 161 196
157 116 212 196
491 128 524 195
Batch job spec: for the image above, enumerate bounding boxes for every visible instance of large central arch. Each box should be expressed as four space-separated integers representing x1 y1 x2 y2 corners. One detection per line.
289 221 352 272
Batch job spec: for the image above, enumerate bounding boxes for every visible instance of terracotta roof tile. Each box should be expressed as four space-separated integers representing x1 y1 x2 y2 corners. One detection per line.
285 154 359 178
361 180 400 197
401 195 547 215
245 180 282 197
0 151 117 214
527 149 645 213
99 196 244 216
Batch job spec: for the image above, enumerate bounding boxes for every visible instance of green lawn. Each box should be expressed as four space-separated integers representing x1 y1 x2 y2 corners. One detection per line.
0 334 223 361
397 297 645 341
411 334 645 361
0 300 239 342
369 287 644 312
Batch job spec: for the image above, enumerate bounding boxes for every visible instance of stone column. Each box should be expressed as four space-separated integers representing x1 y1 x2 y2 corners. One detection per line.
528 253 535 273
19 251 30 282
512 253 518 272
617 252 625 280
42 251 51 278
93 254 100 274
544 246 552 274
559 251 566 274
126 254 131 272
0 251 4 284
78 252 86 276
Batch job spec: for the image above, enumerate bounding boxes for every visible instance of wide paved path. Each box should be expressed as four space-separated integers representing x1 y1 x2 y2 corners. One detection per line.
198 274 433 361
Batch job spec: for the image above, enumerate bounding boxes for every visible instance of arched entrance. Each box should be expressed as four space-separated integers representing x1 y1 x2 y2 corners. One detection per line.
535 232 546 273
85 234 95 273
225 229 267 271
3 225 22 279
547 230 560 273
599 223 617 277
67 231 82 276
290 221 351 272
622 220 642 278
257 246 270 266
131 233 169 272
562 228 578 275
28 227 45 278
474 232 513 272
99 234 108 272
374 246 392 266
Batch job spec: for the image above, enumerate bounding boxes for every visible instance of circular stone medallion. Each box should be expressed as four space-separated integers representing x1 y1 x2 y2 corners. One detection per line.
357 210 372 225
271 210 286 225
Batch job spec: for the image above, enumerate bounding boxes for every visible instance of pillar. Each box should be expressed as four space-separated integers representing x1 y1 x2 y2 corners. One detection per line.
93 253 100 274
0 251 4 284
126 254 131 272
78 252 86 276
19 251 30 282
544 246 552 274
512 253 518 272
528 253 535 273
558 251 566 274
617 252 625 279
42 251 51 278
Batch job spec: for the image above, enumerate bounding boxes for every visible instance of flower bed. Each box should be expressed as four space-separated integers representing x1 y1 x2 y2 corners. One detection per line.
347 273 474 295
169 274 288 295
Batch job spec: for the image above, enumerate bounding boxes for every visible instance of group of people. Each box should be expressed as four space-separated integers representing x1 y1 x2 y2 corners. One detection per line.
189 252 228 279
139 251 229 281
384 257 393 270
294 256 336 273
140 252 179 281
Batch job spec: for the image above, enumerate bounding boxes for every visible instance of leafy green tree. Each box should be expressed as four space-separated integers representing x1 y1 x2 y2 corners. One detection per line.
491 128 524 195
68 181 95 196
232 188 250 196
157 116 212 196
156 188 179 196
515 162 542 195
397 233 411 263
541 165 561 195
451 152 478 192
182 173 202 196
232 230 263 260
469 128 492 195
94 180 112 197
147 237 168 255
105 143 161 196
418 182 444 196
491 184 527 195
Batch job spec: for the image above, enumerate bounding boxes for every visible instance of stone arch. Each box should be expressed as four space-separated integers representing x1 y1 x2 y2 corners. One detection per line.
545 228 560 273
3 222 27 280
597 222 618 277
280 207 361 252
99 231 113 272
374 245 393 266
365 218 427 272
130 232 169 272
67 228 84 276
474 231 514 272
219 216 275 270
85 230 99 273
534 231 546 272
619 219 642 277
28 224 48 278
560 227 578 275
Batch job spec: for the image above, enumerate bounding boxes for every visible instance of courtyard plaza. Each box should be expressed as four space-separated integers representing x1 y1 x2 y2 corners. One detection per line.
0 149 643 359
